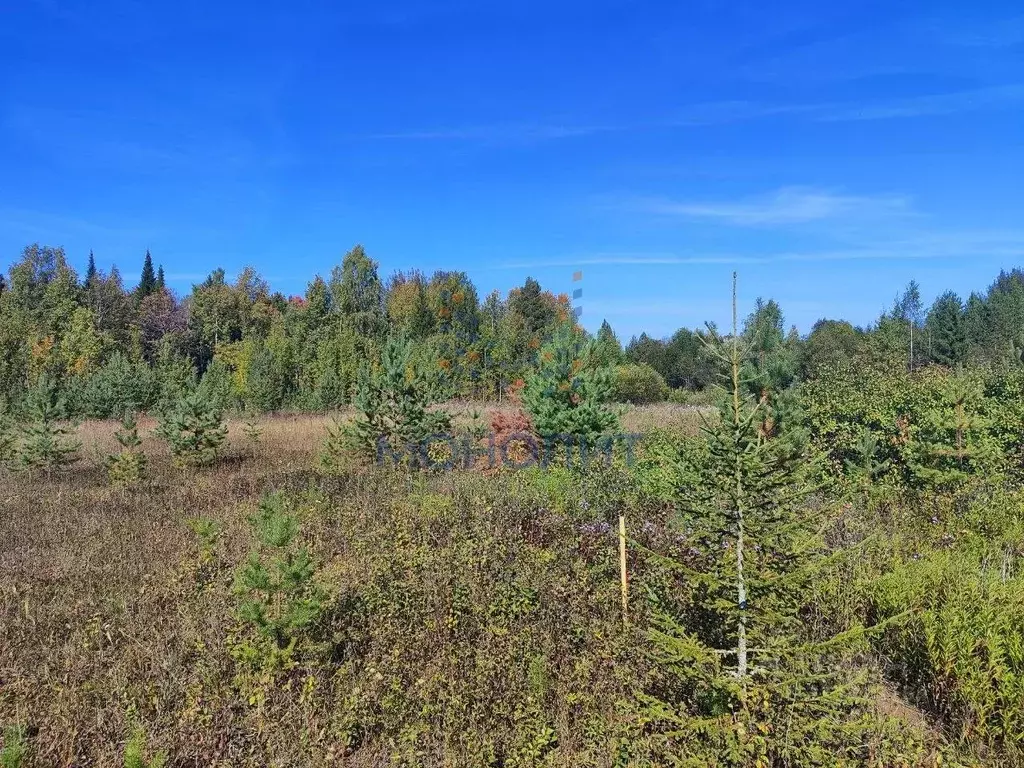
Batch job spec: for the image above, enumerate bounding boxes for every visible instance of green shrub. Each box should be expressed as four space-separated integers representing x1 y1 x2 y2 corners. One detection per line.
155 392 227 467
610 362 669 404
242 341 285 413
77 352 158 418
666 386 723 407
0 408 18 466
901 372 1003 490
195 357 237 413
105 412 148 486
865 488 1024 753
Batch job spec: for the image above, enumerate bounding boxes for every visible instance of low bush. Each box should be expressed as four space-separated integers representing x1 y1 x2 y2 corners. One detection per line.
611 362 669 404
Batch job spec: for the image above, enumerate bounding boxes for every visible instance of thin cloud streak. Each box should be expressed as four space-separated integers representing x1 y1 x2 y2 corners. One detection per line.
639 187 914 226
364 85 1024 143
491 254 759 269
819 84 1024 121
368 122 624 142
490 230 1024 270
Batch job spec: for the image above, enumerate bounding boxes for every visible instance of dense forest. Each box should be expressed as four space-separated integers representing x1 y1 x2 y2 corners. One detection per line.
3 241 1024 418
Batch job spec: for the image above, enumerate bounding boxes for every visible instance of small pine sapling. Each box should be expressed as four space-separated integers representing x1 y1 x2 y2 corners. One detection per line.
904 372 1001 490
320 414 349 470
845 430 891 494
233 492 325 656
521 324 619 445
341 333 452 468
0 408 18 467
242 413 263 446
155 391 228 467
16 379 80 475
466 407 489 440
187 516 222 588
106 412 148 486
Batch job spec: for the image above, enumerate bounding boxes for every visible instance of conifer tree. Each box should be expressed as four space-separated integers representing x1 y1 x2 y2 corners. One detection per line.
242 411 262 446
521 324 619 441
0 406 19 466
926 291 967 367
85 250 97 288
137 250 156 298
508 276 555 336
903 372 1000 489
242 341 284 413
155 391 228 467
154 265 165 292
340 333 452 467
106 412 148 486
15 377 80 474
641 274 884 764
233 491 324 651
594 319 624 368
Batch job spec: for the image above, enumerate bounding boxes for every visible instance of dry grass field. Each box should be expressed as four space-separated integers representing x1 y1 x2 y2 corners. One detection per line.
0 405 711 767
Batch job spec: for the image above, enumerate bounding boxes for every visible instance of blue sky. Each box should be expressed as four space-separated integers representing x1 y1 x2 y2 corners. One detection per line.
1 0 1022 339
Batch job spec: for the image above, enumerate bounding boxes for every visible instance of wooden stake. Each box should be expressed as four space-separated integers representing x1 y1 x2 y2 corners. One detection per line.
619 513 629 625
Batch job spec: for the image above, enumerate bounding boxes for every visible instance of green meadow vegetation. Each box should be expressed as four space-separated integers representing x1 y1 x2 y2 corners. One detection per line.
4 244 1024 765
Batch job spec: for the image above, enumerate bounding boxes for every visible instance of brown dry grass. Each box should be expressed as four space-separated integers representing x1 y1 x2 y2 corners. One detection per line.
0 404 706 766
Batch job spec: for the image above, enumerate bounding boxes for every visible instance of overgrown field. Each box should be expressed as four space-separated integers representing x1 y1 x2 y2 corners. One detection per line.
2 385 1023 767
1 408 699 767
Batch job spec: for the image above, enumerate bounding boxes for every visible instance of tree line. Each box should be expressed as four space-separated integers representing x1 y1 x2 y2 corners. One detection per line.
0 243 587 416
3 241 1024 417
626 274 1024 389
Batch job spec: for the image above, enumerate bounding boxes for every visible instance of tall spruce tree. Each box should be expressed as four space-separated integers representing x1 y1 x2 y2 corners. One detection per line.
926 291 967 367
641 274 885 764
137 250 156 298
594 319 624 368
85 251 97 287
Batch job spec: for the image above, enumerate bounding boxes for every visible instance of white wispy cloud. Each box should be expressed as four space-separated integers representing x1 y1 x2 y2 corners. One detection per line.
0 207 162 242
365 83 1024 144
638 187 913 226
491 253 760 269
930 14 1024 48
820 84 1024 121
489 230 1024 270
368 122 623 142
